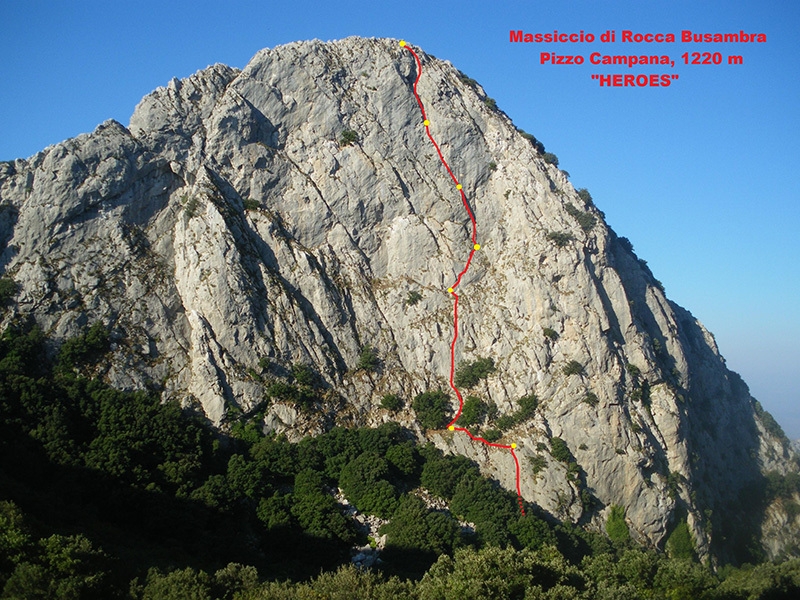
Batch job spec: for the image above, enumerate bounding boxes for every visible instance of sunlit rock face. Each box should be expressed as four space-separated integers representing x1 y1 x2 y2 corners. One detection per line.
1 36 796 562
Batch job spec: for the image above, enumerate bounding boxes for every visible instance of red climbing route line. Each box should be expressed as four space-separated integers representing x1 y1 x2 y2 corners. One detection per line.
401 41 525 516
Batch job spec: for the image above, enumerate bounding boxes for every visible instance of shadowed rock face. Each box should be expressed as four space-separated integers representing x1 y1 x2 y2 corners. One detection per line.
0 36 795 562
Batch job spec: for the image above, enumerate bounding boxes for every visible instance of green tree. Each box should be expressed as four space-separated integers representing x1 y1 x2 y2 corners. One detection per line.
509 514 558 551
250 435 298 479
283 564 415 599
56 322 109 372
459 396 487 426
412 391 452 430
138 567 213 600
266 381 298 402
212 563 260 600
380 495 460 556
0 501 29 576
606 505 630 544
291 469 355 543
3 534 113 600
190 474 233 510
256 494 292 530
611 548 660 593
652 557 716 600
417 545 583 600
716 559 800 599
420 449 479 499
339 452 398 518
450 473 516 547
481 428 502 443
226 453 264 500
385 441 418 477
0 277 18 307
665 519 695 560
495 415 516 431
314 427 361 479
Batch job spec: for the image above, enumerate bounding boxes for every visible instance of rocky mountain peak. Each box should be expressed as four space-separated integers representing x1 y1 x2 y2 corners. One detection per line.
0 36 796 562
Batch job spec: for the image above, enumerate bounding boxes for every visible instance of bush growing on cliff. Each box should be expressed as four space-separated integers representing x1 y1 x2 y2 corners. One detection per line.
339 129 359 146
454 357 496 388
481 428 502 443
543 152 559 166
528 455 547 475
457 72 478 88
381 393 402 412
518 129 546 154
543 327 559 340
550 437 573 464
291 362 316 386
546 231 574 247
576 187 594 206
405 290 422 306
57 322 109 371
242 198 260 211
516 394 538 421
563 360 584 376
666 519 695 560
357 344 379 371
753 399 787 441
618 236 635 253
626 363 642 378
0 277 18 307
564 203 597 232
183 195 199 218
606 505 630 543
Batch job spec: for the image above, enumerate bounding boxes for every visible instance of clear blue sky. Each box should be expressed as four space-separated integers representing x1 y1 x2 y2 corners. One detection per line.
2 1 798 436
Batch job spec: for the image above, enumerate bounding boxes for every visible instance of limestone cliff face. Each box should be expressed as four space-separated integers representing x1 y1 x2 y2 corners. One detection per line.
0 36 795 561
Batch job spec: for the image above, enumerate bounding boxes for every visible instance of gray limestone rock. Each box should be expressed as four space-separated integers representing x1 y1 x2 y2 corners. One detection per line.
0 36 796 562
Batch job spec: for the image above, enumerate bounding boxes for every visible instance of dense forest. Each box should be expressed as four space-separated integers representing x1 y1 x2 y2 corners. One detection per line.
1 321 800 598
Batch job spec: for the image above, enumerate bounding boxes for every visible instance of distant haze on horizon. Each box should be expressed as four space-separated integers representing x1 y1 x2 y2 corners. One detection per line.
1 0 797 436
